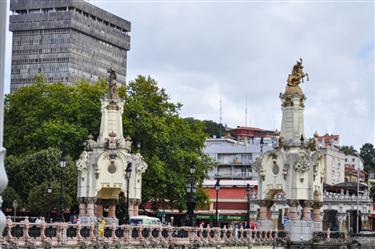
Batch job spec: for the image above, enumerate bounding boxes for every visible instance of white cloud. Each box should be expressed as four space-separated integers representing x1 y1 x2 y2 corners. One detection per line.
3 1 374 149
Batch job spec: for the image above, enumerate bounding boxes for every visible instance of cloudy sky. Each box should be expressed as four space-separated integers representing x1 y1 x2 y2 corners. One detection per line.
3 0 374 149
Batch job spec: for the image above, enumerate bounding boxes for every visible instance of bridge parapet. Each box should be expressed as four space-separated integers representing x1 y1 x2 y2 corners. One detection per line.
0 217 283 248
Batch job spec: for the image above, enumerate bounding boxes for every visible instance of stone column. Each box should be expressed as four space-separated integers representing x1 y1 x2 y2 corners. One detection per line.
257 200 274 230
337 213 347 232
95 204 103 218
108 200 116 218
301 200 312 221
128 199 140 217
86 198 96 217
288 200 299 221
312 202 323 222
271 209 280 230
79 203 87 216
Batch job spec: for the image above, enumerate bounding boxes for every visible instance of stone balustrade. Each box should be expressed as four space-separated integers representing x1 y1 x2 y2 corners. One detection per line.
323 190 371 202
0 217 284 248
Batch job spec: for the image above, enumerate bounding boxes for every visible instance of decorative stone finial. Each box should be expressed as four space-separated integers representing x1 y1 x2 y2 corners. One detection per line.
274 129 280 136
314 131 319 138
109 131 117 138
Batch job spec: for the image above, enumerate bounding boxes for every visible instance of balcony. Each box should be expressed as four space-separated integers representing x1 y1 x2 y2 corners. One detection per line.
208 171 253 179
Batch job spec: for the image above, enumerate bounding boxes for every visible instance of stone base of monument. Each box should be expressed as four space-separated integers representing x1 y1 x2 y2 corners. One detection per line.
313 221 322 232
286 220 314 241
79 216 98 225
257 220 274 230
103 217 119 225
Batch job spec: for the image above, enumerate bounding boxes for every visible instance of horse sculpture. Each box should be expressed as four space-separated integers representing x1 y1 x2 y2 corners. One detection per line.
287 58 309 87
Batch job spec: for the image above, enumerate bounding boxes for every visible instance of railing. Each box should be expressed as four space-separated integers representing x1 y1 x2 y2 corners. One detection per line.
0 217 283 248
312 231 348 242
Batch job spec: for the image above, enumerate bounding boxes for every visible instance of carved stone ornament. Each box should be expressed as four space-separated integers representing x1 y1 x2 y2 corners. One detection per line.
294 153 311 173
106 101 120 110
272 162 280 175
77 151 89 173
283 163 289 179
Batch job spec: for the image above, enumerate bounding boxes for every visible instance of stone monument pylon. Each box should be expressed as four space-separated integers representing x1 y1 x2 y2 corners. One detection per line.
255 59 325 241
76 68 147 224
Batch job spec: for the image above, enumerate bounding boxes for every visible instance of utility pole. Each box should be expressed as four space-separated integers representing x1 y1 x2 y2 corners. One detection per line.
219 98 222 138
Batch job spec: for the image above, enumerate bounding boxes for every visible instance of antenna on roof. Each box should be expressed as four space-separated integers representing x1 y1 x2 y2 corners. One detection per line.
245 95 248 127
219 98 222 138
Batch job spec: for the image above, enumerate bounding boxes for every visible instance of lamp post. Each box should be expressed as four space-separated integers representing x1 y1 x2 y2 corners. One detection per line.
124 162 132 224
12 200 18 222
47 184 52 223
300 134 304 147
260 137 264 153
215 179 221 227
59 152 66 222
246 184 252 225
186 163 196 226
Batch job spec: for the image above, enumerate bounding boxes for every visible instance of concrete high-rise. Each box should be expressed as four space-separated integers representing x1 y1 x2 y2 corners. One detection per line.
9 0 130 92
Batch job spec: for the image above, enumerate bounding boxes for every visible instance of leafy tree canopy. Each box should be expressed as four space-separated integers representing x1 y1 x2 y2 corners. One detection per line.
360 143 375 172
339 145 357 156
4 75 215 214
184 118 226 138
5 78 107 158
28 180 72 217
5 148 77 210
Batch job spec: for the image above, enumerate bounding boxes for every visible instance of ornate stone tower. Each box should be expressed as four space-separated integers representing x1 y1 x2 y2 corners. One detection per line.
76 68 147 224
255 59 325 241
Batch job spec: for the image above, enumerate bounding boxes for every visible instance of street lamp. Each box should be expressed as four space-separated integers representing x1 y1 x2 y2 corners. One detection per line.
60 152 66 222
124 162 132 224
47 184 52 223
215 179 221 227
246 184 252 225
300 134 305 146
260 137 264 153
186 163 196 226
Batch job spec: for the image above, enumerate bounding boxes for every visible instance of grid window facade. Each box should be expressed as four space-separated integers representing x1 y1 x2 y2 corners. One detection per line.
9 0 131 92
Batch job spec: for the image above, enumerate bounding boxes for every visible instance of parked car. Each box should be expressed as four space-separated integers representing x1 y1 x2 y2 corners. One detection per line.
130 216 161 226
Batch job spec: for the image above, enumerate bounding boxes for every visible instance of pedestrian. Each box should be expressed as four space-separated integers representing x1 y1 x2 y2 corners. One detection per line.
35 217 42 224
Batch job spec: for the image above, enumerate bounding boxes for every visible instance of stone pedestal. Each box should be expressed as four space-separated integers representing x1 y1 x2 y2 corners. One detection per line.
79 203 87 216
288 200 299 221
257 200 274 230
95 204 103 218
287 220 314 241
86 202 95 217
108 205 116 218
301 201 312 221
312 202 323 232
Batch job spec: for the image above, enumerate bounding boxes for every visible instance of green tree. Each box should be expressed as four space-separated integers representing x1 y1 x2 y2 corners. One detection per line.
5 148 77 210
4 79 107 158
123 76 215 211
27 180 72 217
4 75 214 213
339 145 357 156
360 143 375 172
185 118 226 138
2 186 22 210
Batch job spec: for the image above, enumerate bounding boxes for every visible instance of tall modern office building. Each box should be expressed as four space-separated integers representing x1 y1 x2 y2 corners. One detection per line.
9 0 130 92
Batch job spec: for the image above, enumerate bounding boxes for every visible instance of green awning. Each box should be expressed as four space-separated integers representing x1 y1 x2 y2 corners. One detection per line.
195 215 246 221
